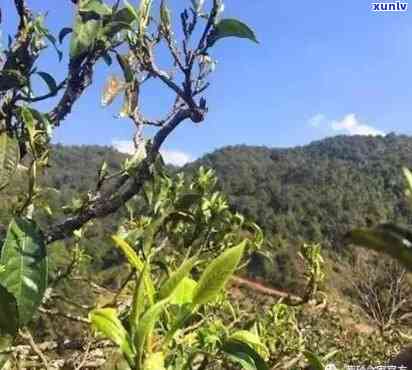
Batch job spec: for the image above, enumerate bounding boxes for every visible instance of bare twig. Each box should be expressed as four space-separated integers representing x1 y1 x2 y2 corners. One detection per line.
39 306 90 324
19 329 50 370
75 340 92 370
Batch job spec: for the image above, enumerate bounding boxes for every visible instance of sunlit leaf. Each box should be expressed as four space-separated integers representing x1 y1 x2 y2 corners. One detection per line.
169 277 197 305
0 218 47 326
403 167 412 206
159 257 196 300
124 140 148 176
0 132 20 191
143 352 165 370
104 5 136 38
208 18 258 46
90 308 135 364
119 82 138 118
129 265 148 334
112 235 144 270
192 241 245 305
229 330 269 360
112 236 155 303
135 299 169 363
70 7 102 60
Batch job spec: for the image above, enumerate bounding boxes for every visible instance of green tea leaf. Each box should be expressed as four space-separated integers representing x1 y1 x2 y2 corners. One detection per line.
112 236 155 303
112 235 144 270
159 257 196 300
80 0 112 17
347 225 412 271
102 53 113 66
0 132 20 191
403 167 412 206
222 340 269 370
104 6 136 38
135 299 169 363
124 140 147 175
90 308 135 364
37 72 58 95
0 285 18 337
192 241 245 305
229 331 269 360
129 265 147 334
70 8 101 60
123 0 140 21
118 0 139 24
58 27 73 44
0 218 47 326
208 18 258 46
169 277 197 305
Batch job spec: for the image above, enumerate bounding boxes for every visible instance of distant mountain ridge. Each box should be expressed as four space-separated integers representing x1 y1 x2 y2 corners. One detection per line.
2 134 409 290
184 133 412 248
31 134 412 252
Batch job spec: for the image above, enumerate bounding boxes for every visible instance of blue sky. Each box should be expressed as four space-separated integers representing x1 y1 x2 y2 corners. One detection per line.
2 0 412 165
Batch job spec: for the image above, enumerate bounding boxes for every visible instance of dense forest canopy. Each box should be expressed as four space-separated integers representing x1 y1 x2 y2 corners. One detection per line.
1 133 408 292
188 133 412 248
7 133 408 258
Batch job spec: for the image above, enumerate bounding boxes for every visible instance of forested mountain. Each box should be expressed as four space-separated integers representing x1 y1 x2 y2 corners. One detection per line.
6 134 412 289
186 133 412 250
38 134 412 252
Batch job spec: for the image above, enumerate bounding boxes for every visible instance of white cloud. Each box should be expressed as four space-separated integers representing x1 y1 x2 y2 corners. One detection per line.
308 113 384 137
112 140 135 154
331 113 384 136
112 139 193 167
160 149 193 167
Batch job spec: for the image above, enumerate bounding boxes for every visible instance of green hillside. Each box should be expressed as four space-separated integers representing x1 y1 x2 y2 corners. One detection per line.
7 134 408 291
187 133 412 249
2 136 412 366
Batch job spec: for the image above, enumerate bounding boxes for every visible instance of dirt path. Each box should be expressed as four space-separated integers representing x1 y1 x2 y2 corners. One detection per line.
231 276 302 302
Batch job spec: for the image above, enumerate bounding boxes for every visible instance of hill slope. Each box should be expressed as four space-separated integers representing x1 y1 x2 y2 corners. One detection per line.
4 135 412 289
186 133 412 250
